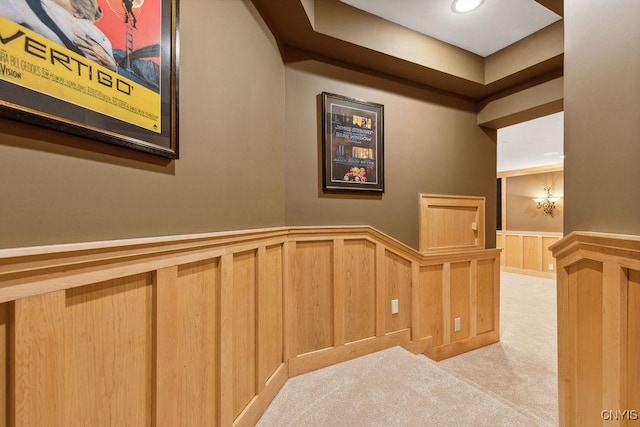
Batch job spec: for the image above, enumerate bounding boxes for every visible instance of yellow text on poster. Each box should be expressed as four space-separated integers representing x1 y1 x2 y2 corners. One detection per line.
0 16 161 133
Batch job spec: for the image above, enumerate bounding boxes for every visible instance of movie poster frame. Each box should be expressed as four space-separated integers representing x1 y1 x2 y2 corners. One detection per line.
321 92 384 192
0 0 179 158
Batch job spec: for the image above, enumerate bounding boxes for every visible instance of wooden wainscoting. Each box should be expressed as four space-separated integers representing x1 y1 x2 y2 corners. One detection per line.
551 232 640 427
0 226 500 427
497 230 561 278
414 251 500 361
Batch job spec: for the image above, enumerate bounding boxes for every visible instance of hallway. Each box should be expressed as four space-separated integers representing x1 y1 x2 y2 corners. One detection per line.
258 272 558 426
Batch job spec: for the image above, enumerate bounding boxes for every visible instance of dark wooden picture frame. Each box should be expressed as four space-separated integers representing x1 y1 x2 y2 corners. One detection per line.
321 92 384 192
0 0 179 158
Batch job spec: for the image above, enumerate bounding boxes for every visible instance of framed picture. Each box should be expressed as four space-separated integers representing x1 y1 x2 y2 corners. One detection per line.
322 92 384 192
0 0 179 158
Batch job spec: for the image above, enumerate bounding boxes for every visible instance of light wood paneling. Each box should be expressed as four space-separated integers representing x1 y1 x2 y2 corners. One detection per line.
556 261 570 427
442 263 451 346
411 262 420 341
375 244 386 337
343 240 376 343
628 269 640 413
283 241 297 361
13 273 153 426
496 234 505 266
522 236 540 271
469 260 478 338
385 250 412 333
0 225 503 426
552 232 640 426
295 241 334 355
572 259 603 425
219 254 234 427
65 274 153 426
232 251 257 419
476 259 495 334
542 236 558 272
258 245 284 388
333 240 345 348
0 303 7 427
499 231 560 277
505 235 521 268
12 291 66 426
450 262 471 342
419 265 443 346
175 260 219 425
602 262 629 423
154 266 179 427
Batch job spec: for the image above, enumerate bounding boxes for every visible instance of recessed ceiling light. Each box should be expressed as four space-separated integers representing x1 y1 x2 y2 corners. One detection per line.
451 0 485 14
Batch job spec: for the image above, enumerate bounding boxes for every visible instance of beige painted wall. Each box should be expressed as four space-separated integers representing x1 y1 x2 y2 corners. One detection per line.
564 0 640 235
506 171 563 232
0 0 286 249
0 0 499 251
284 60 497 250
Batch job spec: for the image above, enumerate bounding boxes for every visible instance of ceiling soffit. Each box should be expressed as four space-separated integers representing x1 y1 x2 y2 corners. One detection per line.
250 0 564 101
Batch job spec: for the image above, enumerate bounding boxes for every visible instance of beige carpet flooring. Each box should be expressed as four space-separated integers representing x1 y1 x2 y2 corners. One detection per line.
257 272 558 426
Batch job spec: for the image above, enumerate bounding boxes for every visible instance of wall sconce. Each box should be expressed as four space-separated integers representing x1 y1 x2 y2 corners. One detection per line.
533 187 560 216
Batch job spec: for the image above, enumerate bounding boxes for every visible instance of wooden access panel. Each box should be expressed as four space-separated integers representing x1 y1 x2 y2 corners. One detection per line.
419 194 485 253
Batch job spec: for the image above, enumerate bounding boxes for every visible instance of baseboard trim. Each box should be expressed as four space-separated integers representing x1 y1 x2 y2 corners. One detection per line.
288 329 411 377
234 363 288 427
428 330 500 361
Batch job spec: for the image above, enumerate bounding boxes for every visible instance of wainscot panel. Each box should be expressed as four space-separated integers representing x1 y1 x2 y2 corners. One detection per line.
498 230 561 277
552 232 640 426
0 225 501 426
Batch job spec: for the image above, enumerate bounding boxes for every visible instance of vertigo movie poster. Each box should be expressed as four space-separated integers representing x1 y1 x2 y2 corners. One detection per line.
0 0 176 155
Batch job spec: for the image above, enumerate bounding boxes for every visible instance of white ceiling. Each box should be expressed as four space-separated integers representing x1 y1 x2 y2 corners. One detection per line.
339 0 563 172
339 0 561 57
497 112 563 172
